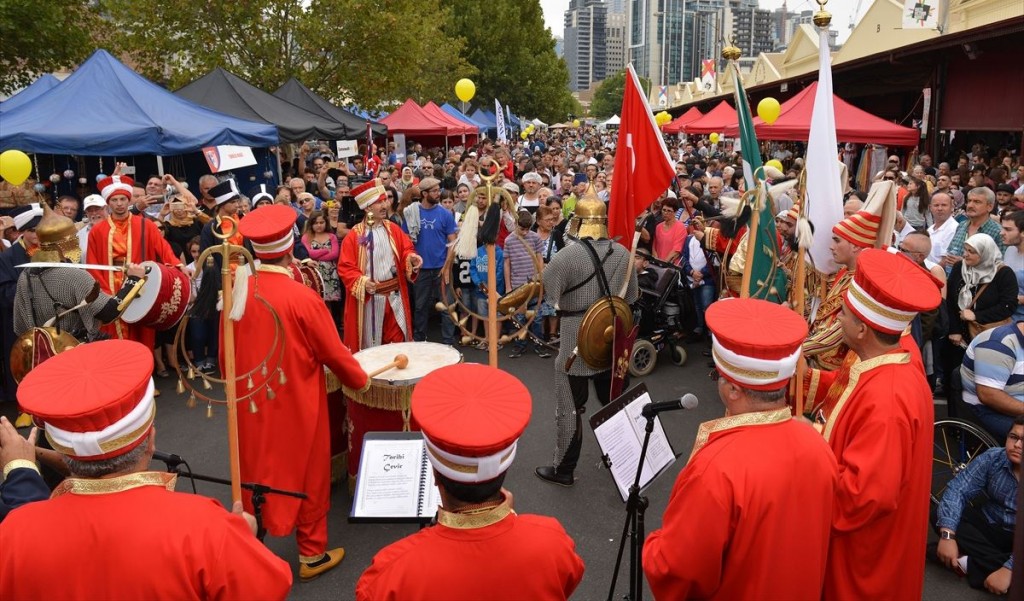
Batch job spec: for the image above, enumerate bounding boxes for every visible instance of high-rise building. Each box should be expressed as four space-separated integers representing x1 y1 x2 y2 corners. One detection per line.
682 0 726 84
606 11 628 74
770 6 799 50
728 1 773 70
564 0 609 92
627 0 687 90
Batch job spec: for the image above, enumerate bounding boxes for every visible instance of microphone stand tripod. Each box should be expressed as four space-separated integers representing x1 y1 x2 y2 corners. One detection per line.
155 455 306 542
607 412 656 601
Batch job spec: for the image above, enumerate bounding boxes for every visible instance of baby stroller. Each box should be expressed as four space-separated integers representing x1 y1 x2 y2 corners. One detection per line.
629 253 696 376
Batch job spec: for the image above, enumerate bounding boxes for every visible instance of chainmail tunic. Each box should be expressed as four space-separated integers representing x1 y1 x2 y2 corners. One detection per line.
543 239 638 377
543 238 638 468
13 267 112 340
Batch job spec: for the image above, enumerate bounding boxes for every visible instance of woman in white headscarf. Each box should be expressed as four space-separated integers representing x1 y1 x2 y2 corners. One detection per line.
946 233 1017 346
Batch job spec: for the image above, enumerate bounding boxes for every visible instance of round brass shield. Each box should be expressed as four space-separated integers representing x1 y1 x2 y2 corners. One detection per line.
10 327 80 384
577 296 633 370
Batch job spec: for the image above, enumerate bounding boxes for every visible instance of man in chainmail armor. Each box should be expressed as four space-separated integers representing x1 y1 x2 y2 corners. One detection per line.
535 190 637 487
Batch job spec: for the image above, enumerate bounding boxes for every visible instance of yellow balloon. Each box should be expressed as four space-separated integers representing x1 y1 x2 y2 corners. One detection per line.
520 131 529 140
0 150 32 186
766 159 784 172
655 111 672 126
709 133 720 144
454 78 476 103
757 97 781 125
572 119 581 128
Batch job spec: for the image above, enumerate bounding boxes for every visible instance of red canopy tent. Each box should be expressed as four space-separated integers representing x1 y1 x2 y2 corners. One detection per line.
662 107 703 134
683 101 736 135
721 82 919 147
422 101 478 140
381 99 474 142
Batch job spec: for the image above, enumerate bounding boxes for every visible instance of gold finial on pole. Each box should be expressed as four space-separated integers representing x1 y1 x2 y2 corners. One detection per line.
813 0 832 28
721 36 741 62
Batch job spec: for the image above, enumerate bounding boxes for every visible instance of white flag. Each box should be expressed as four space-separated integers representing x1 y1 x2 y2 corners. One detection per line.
495 98 507 143
805 27 844 275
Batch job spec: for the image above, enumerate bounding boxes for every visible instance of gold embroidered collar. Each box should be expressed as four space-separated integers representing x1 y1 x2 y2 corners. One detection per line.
52 471 177 498
436 495 513 530
689 407 792 461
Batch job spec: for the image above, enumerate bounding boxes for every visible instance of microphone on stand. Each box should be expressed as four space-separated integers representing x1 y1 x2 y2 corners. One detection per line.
153 450 184 469
641 393 699 418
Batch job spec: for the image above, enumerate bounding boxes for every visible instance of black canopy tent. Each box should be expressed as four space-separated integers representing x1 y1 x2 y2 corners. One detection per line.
175 68 349 143
273 78 386 139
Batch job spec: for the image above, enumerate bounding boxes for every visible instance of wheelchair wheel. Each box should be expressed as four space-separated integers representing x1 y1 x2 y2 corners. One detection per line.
670 344 687 366
932 419 998 505
629 340 657 378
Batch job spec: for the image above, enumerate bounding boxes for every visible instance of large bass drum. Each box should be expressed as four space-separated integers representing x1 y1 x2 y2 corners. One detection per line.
340 341 462 490
120 262 193 330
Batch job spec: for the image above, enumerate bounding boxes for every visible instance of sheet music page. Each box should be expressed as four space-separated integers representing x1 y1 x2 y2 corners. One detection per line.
419 466 443 518
623 395 676 479
593 409 644 501
353 439 425 517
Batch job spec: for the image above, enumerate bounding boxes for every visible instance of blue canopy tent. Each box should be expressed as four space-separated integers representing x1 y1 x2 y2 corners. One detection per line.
440 103 485 133
471 108 496 137
0 49 279 155
0 74 61 115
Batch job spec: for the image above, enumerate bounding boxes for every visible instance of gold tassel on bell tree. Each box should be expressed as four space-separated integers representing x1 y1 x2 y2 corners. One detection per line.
206 403 213 419
247 375 254 390
177 379 185 394
249 400 258 414
260 364 268 377
186 393 196 409
278 370 287 385
266 386 276 400
188 365 195 380
202 376 212 390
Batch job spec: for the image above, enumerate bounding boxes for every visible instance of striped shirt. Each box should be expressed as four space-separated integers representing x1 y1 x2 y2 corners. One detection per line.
505 230 544 288
961 322 1024 407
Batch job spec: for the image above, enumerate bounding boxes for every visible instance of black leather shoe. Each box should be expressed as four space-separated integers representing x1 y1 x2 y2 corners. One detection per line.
535 466 575 487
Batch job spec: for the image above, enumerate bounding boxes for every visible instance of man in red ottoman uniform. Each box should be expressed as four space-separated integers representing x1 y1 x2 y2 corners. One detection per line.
86 174 181 346
812 248 942 600
0 340 292 599
644 298 837 600
337 177 420 353
232 204 370 581
356 363 584 600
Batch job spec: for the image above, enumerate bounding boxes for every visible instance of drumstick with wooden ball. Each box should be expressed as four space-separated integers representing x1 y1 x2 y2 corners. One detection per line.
366 354 409 379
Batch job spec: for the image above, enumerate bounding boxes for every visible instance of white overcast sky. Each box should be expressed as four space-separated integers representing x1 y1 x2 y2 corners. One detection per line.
540 0 864 44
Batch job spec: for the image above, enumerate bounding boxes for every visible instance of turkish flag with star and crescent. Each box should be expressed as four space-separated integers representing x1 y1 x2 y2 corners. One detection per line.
608 64 676 248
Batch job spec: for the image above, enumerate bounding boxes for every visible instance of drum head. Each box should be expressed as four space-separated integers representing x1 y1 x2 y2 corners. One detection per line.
121 261 163 324
353 341 463 386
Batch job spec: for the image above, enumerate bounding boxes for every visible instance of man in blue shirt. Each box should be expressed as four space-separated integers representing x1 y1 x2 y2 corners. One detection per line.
402 177 457 344
935 415 1021 595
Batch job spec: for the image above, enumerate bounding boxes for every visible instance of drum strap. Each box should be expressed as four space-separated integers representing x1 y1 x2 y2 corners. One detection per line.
563 239 614 301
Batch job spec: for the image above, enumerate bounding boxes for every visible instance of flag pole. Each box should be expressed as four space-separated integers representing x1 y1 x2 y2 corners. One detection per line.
724 42 758 300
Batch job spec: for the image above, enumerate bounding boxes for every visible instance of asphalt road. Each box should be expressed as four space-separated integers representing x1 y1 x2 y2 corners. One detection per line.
2 324 997 600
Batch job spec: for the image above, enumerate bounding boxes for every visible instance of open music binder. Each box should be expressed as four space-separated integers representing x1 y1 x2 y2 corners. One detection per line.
589 383 678 502
349 432 442 523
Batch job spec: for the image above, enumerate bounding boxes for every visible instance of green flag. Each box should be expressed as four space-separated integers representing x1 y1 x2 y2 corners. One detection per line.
732 69 787 302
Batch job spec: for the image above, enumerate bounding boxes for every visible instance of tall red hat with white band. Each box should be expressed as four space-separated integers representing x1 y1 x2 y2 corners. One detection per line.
832 180 896 249
18 340 156 460
411 363 531 483
238 204 296 259
97 175 135 202
845 248 942 335
352 178 386 211
707 298 808 391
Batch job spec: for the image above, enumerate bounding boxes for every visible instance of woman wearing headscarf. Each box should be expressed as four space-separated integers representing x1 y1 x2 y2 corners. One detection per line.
946 233 1017 347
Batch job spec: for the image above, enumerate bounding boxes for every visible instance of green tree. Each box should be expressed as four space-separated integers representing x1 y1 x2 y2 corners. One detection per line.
0 0 105 95
589 69 651 119
100 0 473 110
443 0 576 124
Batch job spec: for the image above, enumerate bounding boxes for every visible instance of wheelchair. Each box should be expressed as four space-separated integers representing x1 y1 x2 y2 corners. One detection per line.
629 254 696 377
931 418 998 506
